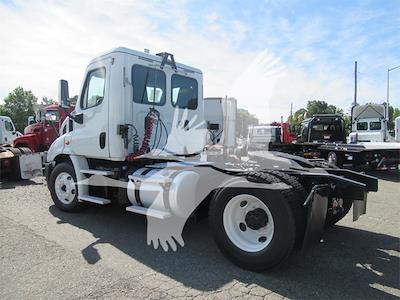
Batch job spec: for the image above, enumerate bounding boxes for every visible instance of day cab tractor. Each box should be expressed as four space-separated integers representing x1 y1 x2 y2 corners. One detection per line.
13 104 74 152
45 47 378 271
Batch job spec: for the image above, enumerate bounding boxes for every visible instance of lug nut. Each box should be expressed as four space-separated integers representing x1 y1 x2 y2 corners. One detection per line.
258 236 267 243
239 223 246 231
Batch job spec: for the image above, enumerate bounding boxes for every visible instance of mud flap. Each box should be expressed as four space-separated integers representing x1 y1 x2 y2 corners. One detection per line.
302 185 329 250
353 191 367 221
19 153 42 179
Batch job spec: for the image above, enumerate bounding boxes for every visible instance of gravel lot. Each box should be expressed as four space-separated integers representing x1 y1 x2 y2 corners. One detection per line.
0 171 399 299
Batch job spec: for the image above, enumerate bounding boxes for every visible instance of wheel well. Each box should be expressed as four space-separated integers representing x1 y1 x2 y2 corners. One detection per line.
54 154 72 165
15 143 29 149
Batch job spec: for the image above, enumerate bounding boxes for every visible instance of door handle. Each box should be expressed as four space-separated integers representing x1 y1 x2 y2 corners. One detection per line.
99 132 106 149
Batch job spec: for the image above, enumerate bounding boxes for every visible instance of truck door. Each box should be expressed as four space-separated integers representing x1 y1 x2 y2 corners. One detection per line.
70 62 110 158
3 118 17 144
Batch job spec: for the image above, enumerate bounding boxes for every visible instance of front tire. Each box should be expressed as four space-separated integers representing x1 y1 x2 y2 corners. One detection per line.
49 162 83 212
209 173 297 271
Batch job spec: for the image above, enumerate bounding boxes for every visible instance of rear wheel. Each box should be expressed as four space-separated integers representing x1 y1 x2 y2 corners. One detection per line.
325 199 353 227
209 172 297 271
327 151 343 168
49 162 83 212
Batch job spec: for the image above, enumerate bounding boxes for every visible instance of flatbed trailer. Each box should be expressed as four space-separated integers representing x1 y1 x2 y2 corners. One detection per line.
268 140 400 169
265 114 400 169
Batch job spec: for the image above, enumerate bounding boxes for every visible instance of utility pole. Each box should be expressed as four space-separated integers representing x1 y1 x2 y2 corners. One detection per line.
353 61 357 107
387 65 400 121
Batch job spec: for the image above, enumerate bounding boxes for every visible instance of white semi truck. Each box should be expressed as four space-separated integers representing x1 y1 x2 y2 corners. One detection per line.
45 47 378 271
0 116 21 145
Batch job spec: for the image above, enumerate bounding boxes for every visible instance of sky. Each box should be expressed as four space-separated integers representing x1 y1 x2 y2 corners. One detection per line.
0 0 399 122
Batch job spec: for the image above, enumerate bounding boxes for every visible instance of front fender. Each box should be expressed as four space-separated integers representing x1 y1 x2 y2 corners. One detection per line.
13 134 38 151
46 135 66 162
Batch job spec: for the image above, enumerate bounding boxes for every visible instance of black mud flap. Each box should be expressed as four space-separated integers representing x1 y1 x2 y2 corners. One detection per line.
302 185 329 250
353 191 367 221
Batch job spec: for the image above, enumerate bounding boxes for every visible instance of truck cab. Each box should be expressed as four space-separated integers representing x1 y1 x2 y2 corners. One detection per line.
13 104 74 152
0 116 21 145
350 104 389 143
297 114 345 143
50 47 204 161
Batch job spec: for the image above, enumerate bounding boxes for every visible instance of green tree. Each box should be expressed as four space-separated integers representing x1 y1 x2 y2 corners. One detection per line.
236 108 259 137
70 95 78 106
306 100 343 115
289 108 307 132
42 96 56 106
2 87 37 132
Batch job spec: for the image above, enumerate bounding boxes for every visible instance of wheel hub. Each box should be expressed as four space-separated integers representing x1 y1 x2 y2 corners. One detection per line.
245 208 268 230
222 194 275 252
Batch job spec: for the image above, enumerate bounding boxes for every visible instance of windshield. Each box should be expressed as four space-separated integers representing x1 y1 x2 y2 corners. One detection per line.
357 122 368 130
44 110 60 122
369 121 381 130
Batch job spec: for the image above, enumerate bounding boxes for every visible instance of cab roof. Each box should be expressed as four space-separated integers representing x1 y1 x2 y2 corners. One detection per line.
90 47 202 75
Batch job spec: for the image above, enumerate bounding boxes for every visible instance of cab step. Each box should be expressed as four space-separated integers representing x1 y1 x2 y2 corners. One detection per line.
80 169 115 176
78 195 111 205
126 205 171 219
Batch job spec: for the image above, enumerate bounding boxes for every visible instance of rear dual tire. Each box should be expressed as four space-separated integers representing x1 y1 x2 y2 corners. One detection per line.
209 171 305 271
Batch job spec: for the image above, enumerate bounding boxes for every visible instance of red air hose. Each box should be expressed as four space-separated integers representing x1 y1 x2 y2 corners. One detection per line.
126 110 158 161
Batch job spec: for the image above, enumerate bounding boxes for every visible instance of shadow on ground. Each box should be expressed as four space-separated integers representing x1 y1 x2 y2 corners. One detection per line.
49 204 400 299
0 179 43 190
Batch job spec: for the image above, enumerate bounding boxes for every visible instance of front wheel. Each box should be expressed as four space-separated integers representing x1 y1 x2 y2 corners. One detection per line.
49 162 83 212
209 185 296 271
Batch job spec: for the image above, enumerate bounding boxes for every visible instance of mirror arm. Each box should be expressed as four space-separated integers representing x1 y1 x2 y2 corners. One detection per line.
59 107 83 125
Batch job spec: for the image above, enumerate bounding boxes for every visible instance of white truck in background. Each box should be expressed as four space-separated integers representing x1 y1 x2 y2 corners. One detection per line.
0 116 21 145
350 103 394 142
348 103 400 169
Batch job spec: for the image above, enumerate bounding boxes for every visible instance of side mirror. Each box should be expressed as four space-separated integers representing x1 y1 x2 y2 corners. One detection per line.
27 116 35 125
58 79 70 108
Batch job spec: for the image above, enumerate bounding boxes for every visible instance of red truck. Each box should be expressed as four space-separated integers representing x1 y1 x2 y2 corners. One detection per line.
12 104 74 152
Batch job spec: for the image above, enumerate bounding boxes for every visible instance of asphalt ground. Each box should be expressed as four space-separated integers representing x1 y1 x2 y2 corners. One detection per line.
0 170 399 299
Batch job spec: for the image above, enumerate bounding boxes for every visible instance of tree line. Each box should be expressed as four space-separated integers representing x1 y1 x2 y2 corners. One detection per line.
1 87 399 136
0 87 77 132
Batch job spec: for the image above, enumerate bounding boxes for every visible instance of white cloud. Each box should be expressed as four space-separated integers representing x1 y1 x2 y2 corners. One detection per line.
0 0 398 123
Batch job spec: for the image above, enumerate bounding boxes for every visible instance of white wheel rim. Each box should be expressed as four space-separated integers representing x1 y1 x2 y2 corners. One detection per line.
223 194 274 252
54 172 76 205
328 152 337 165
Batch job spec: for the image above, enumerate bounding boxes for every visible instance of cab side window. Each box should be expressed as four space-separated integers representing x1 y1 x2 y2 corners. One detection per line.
5 120 14 131
171 74 198 110
132 65 166 105
81 68 106 109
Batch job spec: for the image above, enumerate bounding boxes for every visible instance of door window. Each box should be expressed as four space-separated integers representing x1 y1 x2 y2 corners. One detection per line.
171 74 198 110
132 65 166 105
4 120 14 131
81 68 106 109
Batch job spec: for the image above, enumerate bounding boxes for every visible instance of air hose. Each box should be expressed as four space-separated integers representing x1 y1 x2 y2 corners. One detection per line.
126 109 159 161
